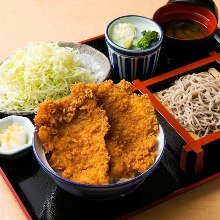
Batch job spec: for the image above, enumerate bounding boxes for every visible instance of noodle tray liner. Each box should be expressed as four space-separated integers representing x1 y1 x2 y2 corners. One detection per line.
133 51 220 175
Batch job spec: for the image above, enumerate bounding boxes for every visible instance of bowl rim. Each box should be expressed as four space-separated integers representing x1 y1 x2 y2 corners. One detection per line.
33 124 166 189
105 15 163 54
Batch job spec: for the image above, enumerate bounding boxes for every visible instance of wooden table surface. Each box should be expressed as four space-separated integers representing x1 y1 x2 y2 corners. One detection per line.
0 0 168 61
0 0 220 219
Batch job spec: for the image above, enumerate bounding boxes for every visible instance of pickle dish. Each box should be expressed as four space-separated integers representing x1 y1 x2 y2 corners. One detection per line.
0 115 34 159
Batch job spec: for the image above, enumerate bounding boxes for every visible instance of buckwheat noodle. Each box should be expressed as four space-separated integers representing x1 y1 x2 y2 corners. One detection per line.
156 72 220 137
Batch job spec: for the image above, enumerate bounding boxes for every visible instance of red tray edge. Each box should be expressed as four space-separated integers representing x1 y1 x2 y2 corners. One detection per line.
0 167 32 220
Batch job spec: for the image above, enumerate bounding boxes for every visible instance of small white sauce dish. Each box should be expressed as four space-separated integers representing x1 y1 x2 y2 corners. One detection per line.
0 115 34 159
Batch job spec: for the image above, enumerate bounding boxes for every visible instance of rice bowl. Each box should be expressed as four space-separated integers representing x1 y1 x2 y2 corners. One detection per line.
33 124 165 200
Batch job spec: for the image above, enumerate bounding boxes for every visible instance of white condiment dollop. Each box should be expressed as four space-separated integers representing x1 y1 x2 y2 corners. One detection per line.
0 123 26 150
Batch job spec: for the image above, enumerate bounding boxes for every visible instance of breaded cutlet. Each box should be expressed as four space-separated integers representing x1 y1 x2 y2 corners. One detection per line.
96 80 159 182
34 83 110 185
34 80 159 185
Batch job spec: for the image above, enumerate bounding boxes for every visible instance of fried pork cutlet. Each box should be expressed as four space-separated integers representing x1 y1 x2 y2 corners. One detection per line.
34 83 110 185
34 80 159 185
96 80 159 182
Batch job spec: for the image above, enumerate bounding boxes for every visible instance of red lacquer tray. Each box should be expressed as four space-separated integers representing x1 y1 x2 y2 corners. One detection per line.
0 34 220 219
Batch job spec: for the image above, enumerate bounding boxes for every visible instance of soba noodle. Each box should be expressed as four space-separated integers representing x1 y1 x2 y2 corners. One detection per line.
156 72 220 137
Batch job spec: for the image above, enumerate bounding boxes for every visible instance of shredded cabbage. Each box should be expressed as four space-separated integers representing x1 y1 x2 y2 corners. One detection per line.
0 42 95 112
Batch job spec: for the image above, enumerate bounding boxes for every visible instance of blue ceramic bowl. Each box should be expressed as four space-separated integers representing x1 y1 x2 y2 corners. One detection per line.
33 124 165 200
105 15 163 82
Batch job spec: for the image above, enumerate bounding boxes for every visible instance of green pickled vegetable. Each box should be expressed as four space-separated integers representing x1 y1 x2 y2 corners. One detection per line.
137 30 159 49
123 38 134 49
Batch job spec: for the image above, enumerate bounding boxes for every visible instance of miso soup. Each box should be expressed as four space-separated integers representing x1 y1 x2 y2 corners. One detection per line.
164 19 208 40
